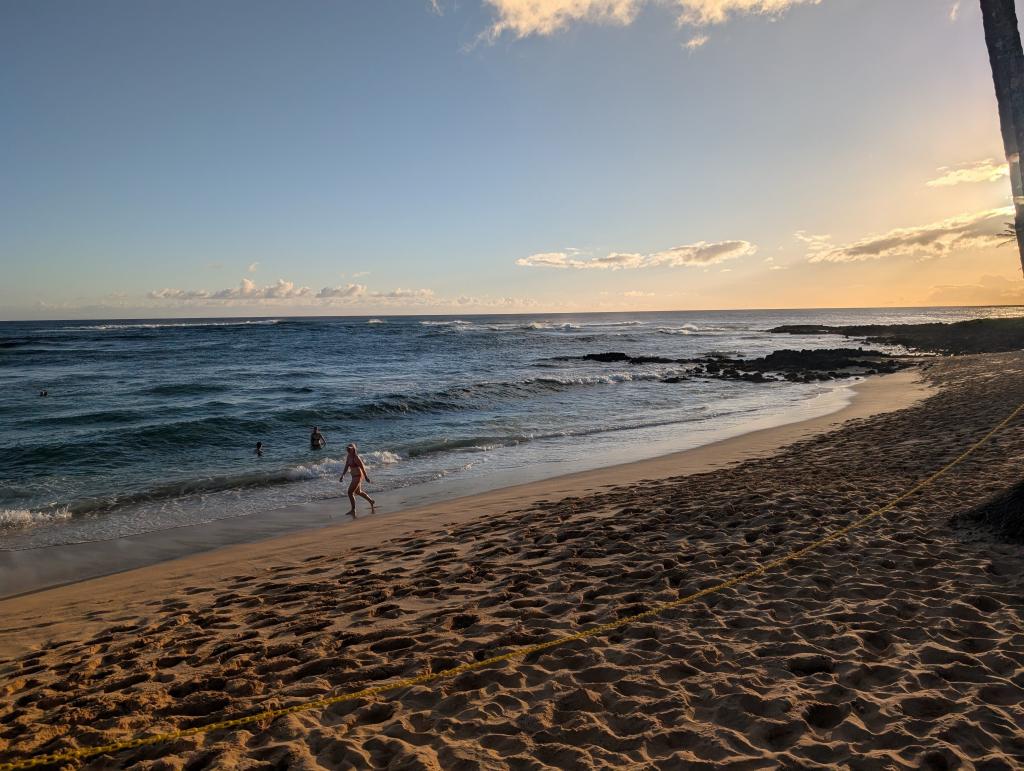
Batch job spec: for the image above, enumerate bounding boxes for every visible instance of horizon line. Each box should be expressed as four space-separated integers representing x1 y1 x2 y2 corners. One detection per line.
3 302 1024 324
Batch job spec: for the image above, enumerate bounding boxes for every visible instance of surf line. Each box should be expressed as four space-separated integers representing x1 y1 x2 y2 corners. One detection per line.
2 400 1021 771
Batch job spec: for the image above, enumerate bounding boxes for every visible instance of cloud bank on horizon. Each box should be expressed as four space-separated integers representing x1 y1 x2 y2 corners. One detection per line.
516 240 757 269
483 0 822 38
146 279 534 310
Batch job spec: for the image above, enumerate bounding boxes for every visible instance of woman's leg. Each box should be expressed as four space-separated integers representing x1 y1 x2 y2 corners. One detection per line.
346 480 358 516
353 479 376 508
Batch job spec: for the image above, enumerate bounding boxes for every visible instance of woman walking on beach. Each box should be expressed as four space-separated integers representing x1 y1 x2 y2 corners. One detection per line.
340 443 376 517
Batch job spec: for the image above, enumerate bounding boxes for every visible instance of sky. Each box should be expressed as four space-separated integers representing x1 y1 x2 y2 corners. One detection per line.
2 0 1023 319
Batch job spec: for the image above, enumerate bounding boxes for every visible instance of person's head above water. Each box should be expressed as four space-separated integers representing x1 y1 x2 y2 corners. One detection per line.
312 426 319 432
256 441 263 448
347 443 356 453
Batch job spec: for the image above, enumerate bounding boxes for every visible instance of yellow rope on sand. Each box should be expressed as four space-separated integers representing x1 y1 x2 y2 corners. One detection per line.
2 401 1021 771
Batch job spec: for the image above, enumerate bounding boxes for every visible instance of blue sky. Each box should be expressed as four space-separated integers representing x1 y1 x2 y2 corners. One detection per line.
1 0 1021 318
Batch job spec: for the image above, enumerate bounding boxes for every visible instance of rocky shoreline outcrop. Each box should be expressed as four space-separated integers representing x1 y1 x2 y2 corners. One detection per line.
769 317 1024 355
567 348 914 384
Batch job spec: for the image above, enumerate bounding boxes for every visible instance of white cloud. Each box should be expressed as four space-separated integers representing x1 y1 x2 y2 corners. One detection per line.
454 294 539 307
222 278 311 299
794 231 832 251
800 208 1012 263
517 239 756 270
949 0 960 22
248 261 260 273
684 34 709 50
371 287 435 299
483 0 821 38
484 0 640 38
648 240 757 266
147 288 212 300
623 290 655 297
514 251 648 269
676 0 821 26
594 252 648 269
515 252 576 268
113 280 540 314
149 278 312 302
926 159 1008 187
317 283 367 299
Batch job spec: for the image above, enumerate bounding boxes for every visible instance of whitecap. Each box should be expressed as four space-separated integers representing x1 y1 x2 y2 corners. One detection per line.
365 450 401 465
0 508 72 530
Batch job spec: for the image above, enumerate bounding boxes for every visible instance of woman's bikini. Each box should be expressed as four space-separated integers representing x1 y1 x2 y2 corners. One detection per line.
346 455 362 479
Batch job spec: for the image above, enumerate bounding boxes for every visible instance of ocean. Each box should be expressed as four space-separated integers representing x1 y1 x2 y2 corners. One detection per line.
1 307 1018 551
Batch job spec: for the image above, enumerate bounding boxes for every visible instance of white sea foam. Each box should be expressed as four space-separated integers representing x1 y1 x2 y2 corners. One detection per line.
524 322 582 331
284 457 346 481
657 323 701 336
531 370 684 386
485 320 639 333
365 450 401 465
283 450 401 481
84 320 282 331
0 508 72 530
367 318 385 324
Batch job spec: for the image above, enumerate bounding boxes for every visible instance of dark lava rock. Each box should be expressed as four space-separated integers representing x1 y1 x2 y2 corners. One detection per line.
769 317 1024 355
691 348 906 378
581 352 678 364
582 352 631 362
571 347 909 384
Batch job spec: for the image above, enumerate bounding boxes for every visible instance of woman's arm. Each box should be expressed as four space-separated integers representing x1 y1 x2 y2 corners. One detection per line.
358 457 370 482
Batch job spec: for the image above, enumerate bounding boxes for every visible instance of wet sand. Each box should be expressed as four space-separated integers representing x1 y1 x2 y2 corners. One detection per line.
3 357 1024 769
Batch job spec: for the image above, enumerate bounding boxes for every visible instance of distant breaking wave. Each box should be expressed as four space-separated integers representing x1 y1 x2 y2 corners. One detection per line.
11 369 691 461
420 319 648 335
76 320 283 331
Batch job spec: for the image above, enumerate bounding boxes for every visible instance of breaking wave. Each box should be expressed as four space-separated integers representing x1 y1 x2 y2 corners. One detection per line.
0 508 72 531
85 320 283 331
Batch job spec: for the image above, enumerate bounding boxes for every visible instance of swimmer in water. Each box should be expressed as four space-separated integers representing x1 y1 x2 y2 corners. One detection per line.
339 443 376 518
310 426 326 450
255 441 264 457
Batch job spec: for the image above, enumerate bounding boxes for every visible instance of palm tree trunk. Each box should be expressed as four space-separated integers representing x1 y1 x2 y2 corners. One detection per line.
980 0 1024 274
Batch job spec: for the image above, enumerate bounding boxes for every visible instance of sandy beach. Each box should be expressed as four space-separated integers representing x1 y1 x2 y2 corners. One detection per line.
3 354 1024 769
